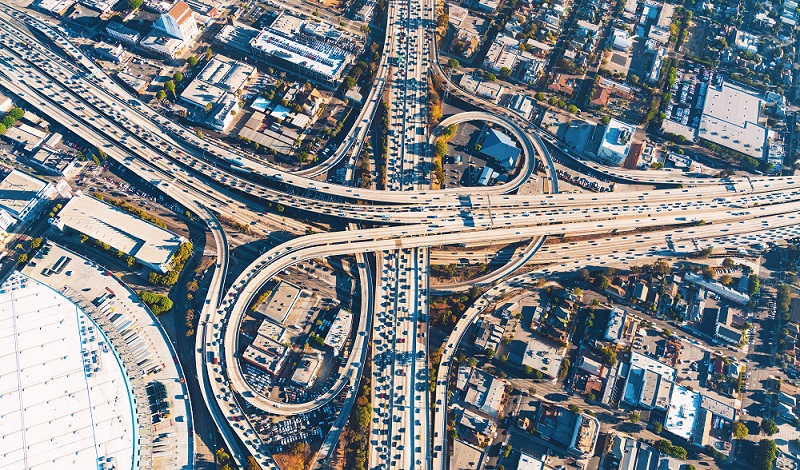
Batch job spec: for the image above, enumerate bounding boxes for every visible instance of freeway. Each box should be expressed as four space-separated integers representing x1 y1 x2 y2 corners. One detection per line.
429 210 800 470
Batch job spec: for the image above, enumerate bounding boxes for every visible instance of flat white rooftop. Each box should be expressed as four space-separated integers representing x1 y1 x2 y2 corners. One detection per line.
665 385 700 440
0 272 137 470
196 55 254 92
698 81 767 159
54 194 184 272
0 169 49 219
629 351 677 382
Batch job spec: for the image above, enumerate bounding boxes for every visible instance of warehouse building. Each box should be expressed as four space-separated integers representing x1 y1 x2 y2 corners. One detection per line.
53 193 186 273
0 169 56 237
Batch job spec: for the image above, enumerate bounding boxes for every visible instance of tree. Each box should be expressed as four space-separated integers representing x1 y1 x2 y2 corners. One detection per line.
761 419 778 435
600 346 617 366
486 348 495 359
173 72 184 82
79 234 89 243
343 76 356 90
468 357 478 367
128 0 143 9
205 47 213 61
8 108 23 120
246 455 262 470
732 421 749 439
500 66 512 77
654 260 671 275
722 257 735 267
629 410 641 423
595 274 610 290
156 90 166 101
17 254 27 264
164 80 176 97
578 268 590 282
448 58 460 68
30 237 42 249
187 56 198 66
523 365 534 375
719 274 733 286
654 422 663 433
487 73 497 82
755 439 778 470
568 404 580 413
567 104 579 114
702 266 716 280
0 123 6 135
502 444 512 458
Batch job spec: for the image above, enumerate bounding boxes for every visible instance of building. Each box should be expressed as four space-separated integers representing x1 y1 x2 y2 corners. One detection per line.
106 22 142 46
0 92 12 113
0 169 56 236
78 0 118 12
451 439 485 469
474 315 504 351
154 0 200 41
324 308 353 356
518 453 545 470
458 74 509 102
521 335 564 382
355 2 374 21
622 351 676 410
605 306 628 341
53 193 186 273
291 352 322 387
3 123 48 152
596 118 637 166
536 403 600 456
258 280 301 324
0 272 138 470
684 272 750 305
698 81 769 160
665 385 736 446
479 127 521 172
142 0 200 59
117 71 150 95
464 368 506 417
243 334 288 375
35 0 75 16
459 408 497 446
250 12 354 89
94 42 127 63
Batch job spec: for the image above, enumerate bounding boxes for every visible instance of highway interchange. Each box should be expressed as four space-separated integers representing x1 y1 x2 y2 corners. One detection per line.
2 1 800 469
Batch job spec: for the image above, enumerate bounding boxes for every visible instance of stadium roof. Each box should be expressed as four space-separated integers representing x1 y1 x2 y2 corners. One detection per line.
0 272 137 470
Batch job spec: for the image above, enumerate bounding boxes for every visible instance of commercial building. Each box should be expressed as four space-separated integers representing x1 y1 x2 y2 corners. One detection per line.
684 272 750 305
257 280 301 324
94 42 127 63
474 316 504 351
520 335 564 382
507 94 536 120
596 118 637 166
324 308 352 356
35 0 75 16
458 74 509 102
463 368 506 418
249 12 354 89
53 193 186 273
117 71 150 95
622 351 676 410
355 2 375 21
0 272 137 470
536 403 600 456
479 127 521 172
0 169 55 236
142 0 200 59
451 439 485 470
604 306 628 341
291 352 322 387
3 123 48 152
698 81 769 160
243 335 288 375
0 92 12 113
180 55 255 131
106 22 141 45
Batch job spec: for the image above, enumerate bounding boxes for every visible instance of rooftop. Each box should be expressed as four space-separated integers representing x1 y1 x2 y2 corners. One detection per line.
0 272 137 470
665 385 701 440
324 308 352 354
53 194 185 272
3 123 48 151
196 54 255 92
291 353 322 388
259 280 301 324
698 81 768 159
450 438 484 470
0 169 49 219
